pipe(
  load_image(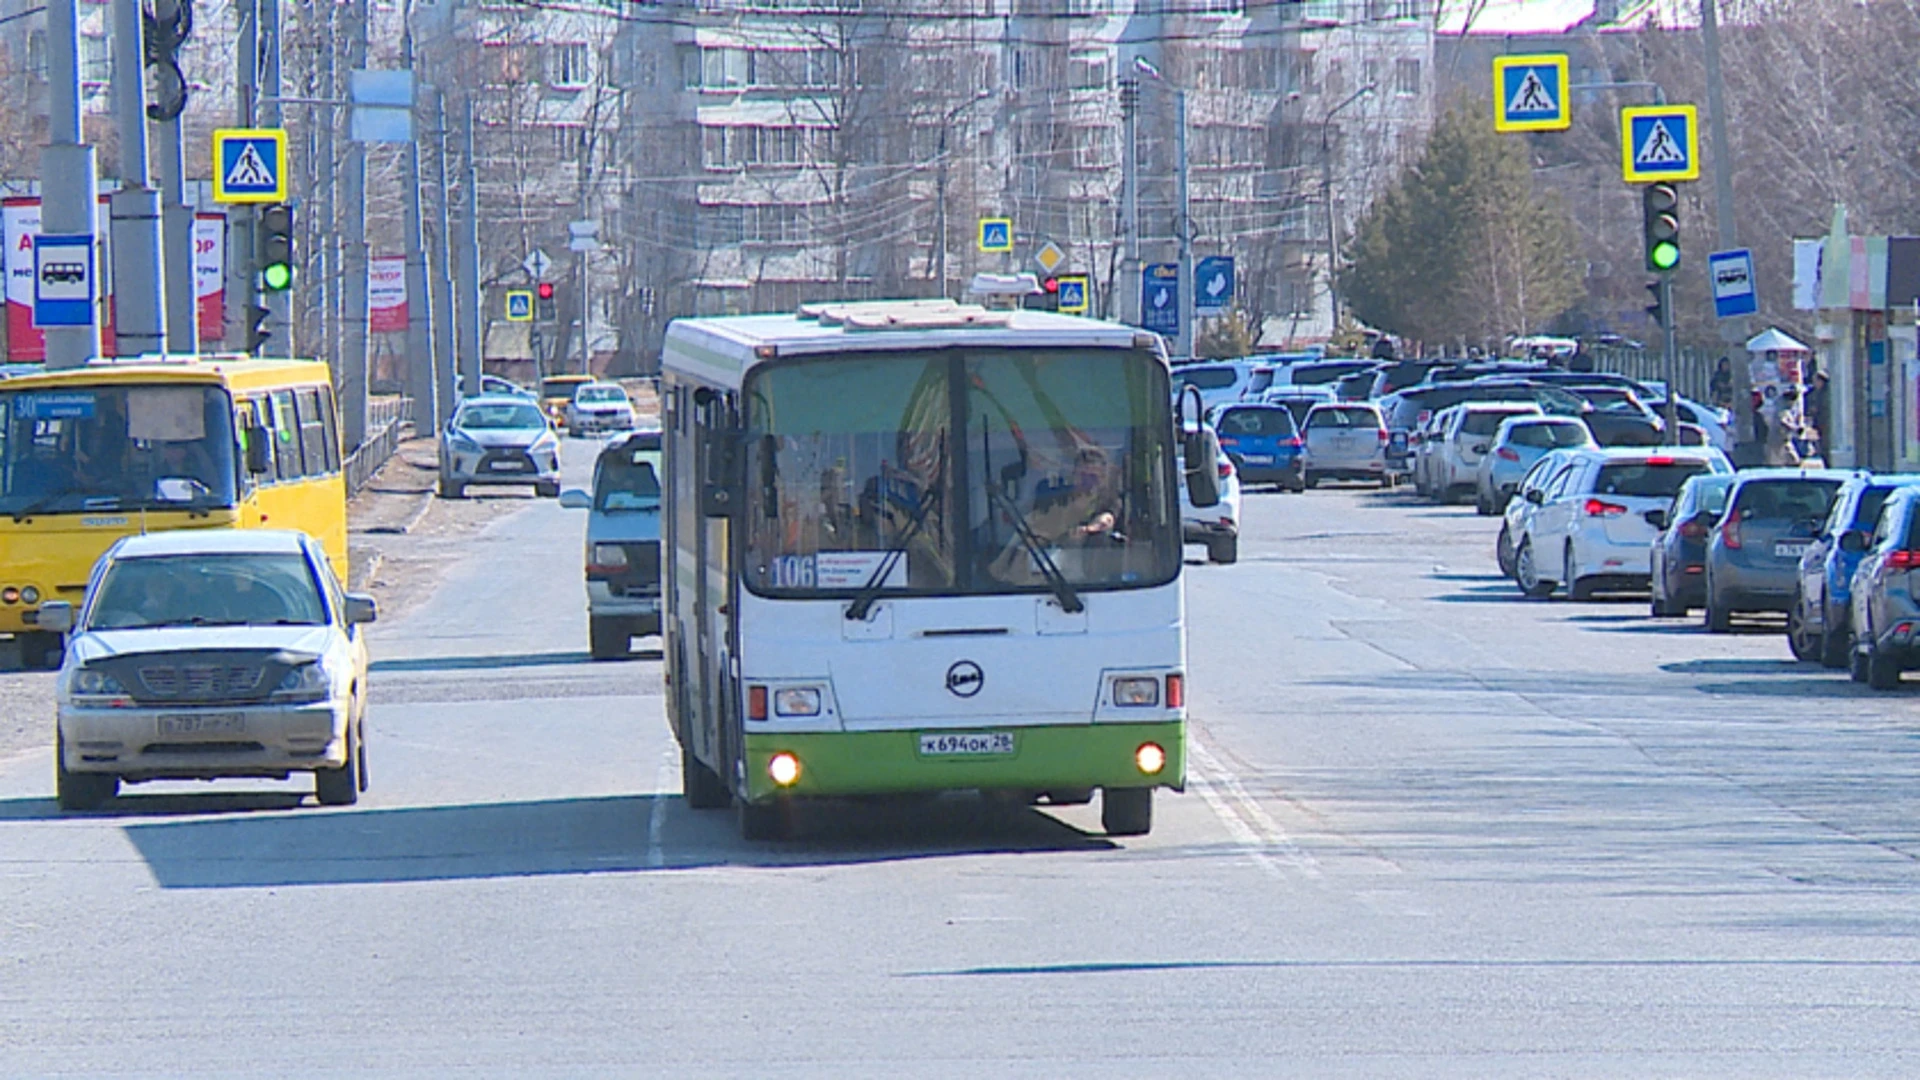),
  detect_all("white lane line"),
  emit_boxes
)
[647,742,678,869]
[1190,737,1321,880]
